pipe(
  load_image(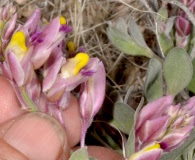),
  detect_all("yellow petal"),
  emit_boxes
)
[61,52,89,78]
[144,143,161,151]
[59,16,66,25]
[67,41,75,52]
[6,31,27,61]
[72,53,89,75]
